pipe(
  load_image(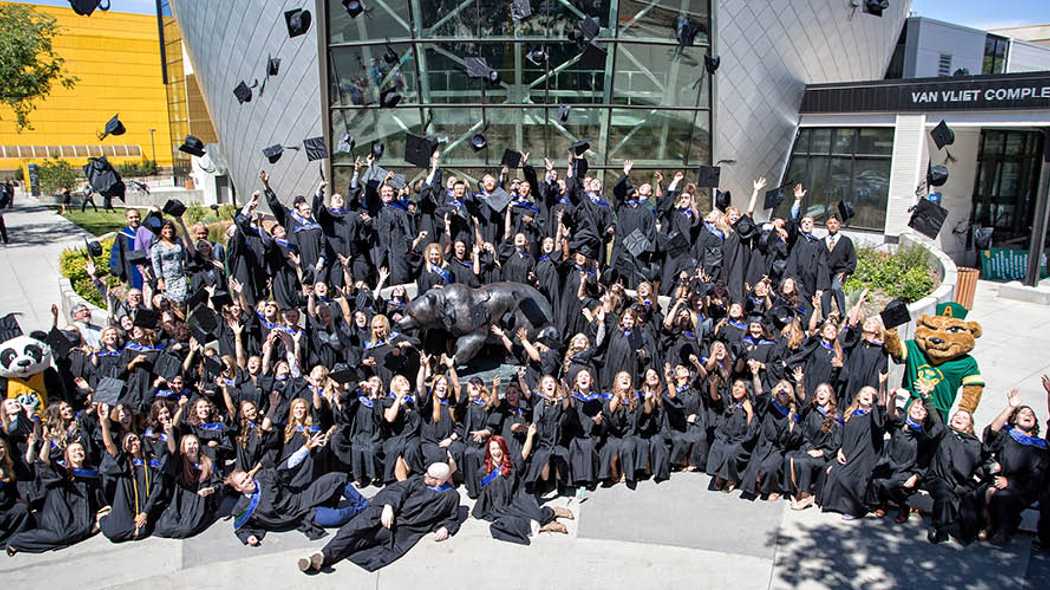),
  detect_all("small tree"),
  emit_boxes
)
[37,157,80,195]
[0,5,78,131]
